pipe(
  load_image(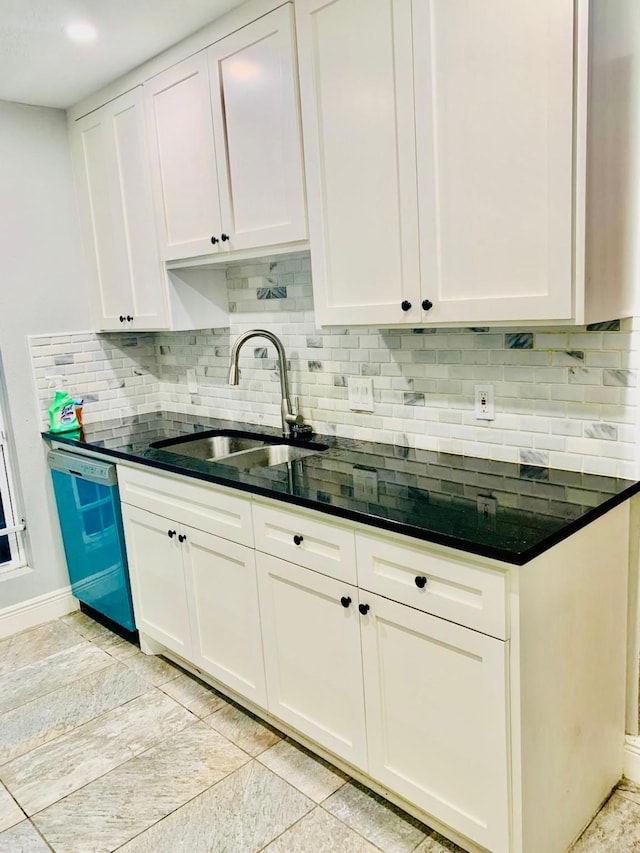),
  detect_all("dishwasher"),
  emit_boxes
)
[48,449,136,632]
